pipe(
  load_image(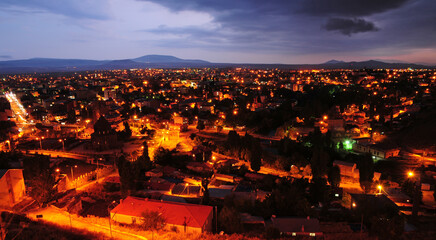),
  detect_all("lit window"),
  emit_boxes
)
[292,232,296,236]
[310,233,316,237]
